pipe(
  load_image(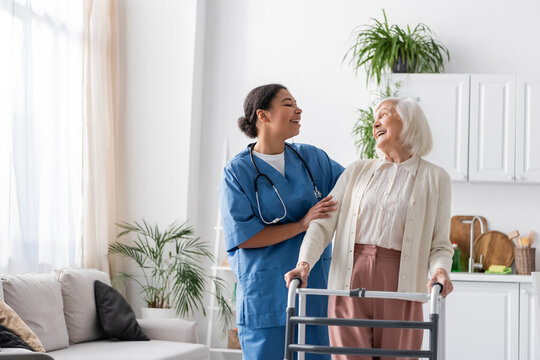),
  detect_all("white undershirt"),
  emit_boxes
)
[355,156,420,250]
[252,150,285,176]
